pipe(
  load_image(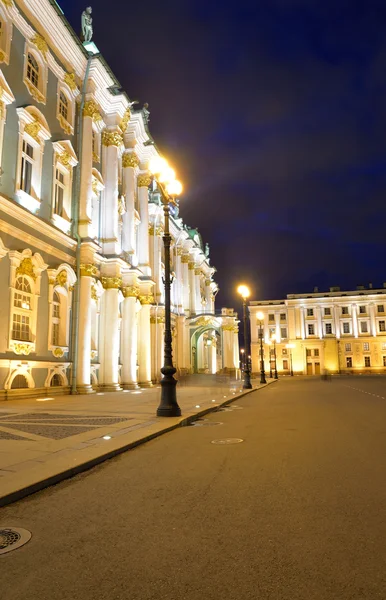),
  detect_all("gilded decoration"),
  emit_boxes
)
[176,248,183,256]
[83,100,102,122]
[92,178,99,194]
[31,34,48,58]
[0,50,6,63]
[92,151,99,163]
[102,130,123,147]
[122,285,139,298]
[194,268,201,276]
[90,350,97,359]
[55,270,67,287]
[48,277,55,285]
[156,226,163,237]
[139,294,154,305]
[1,0,13,7]
[137,174,151,188]
[148,225,155,236]
[13,343,33,356]
[57,151,71,167]
[195,316,216,328]
[188,262,195,270]
[64,72,77,91]
[120,107,131,132]
[16,257,36,281]
[80,263,97,277]
[150,316,165,324]
[205,279,211,286]
[58,114,72,135]
[102,276,122,289]
[122,152,139,168]
[91,284,98,301]
[221,323,238,332]
[24,119,41,142]
[181,255,189,264]
[24,79,45,103]
[53,347,64,358]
